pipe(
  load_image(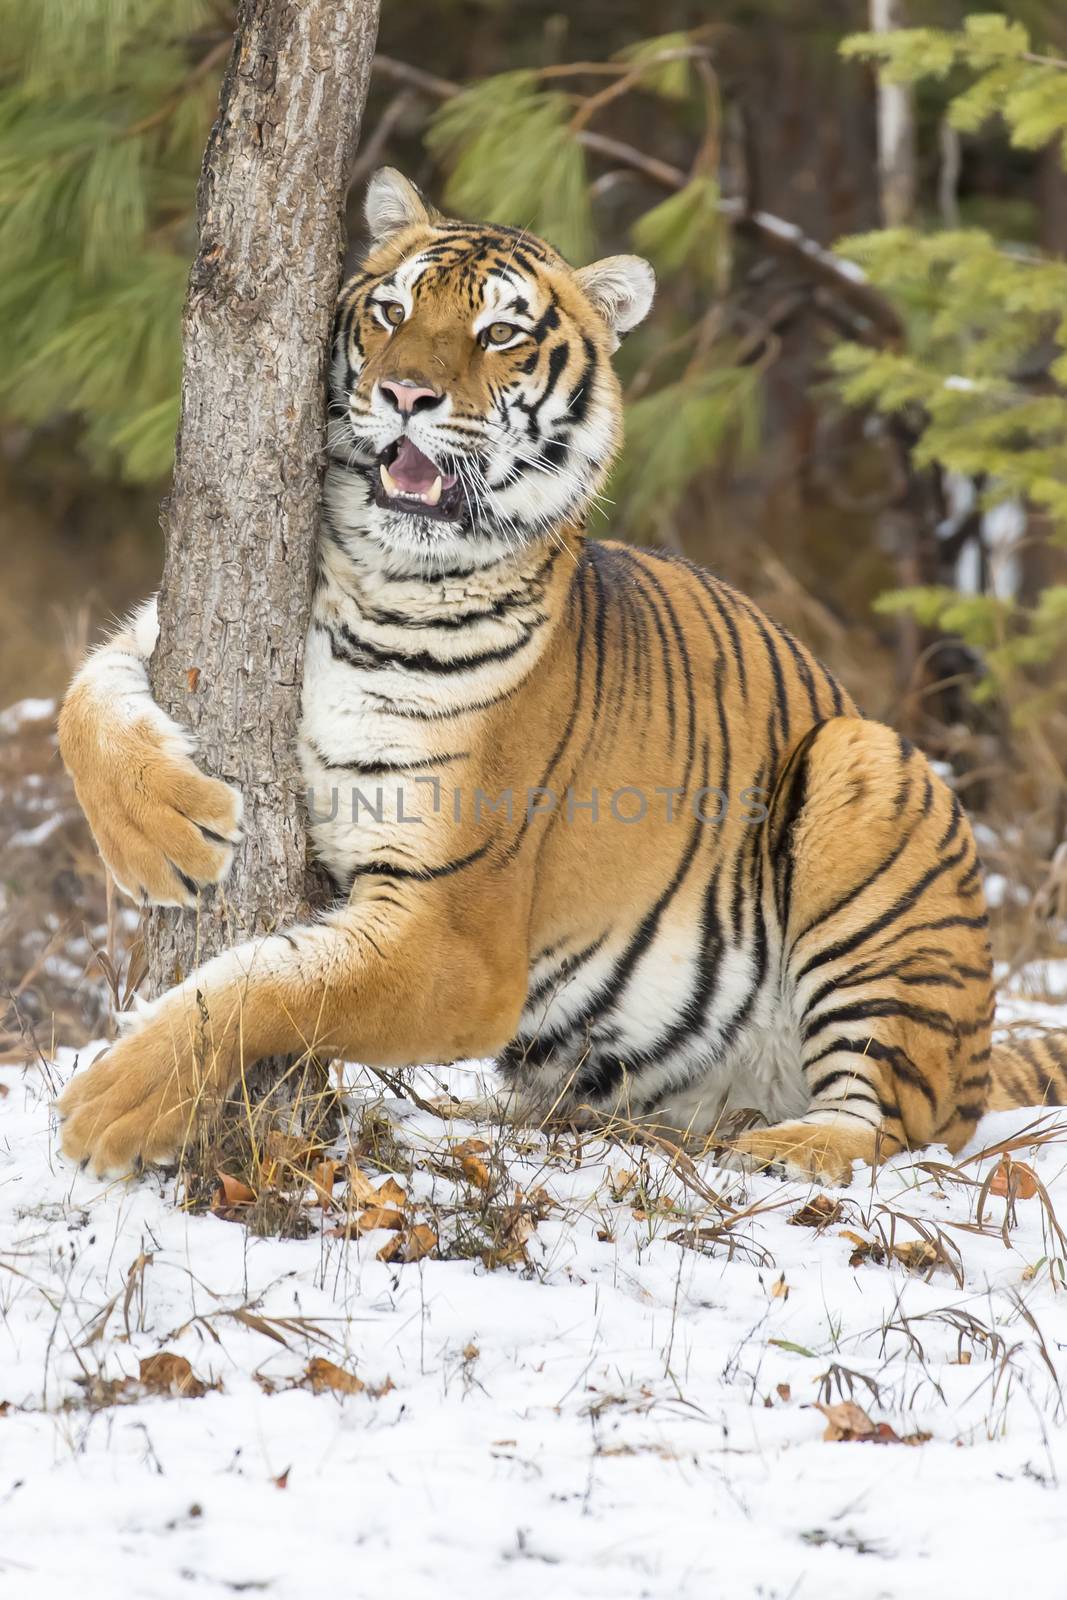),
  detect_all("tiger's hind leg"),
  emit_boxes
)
[727,717,994,1186]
